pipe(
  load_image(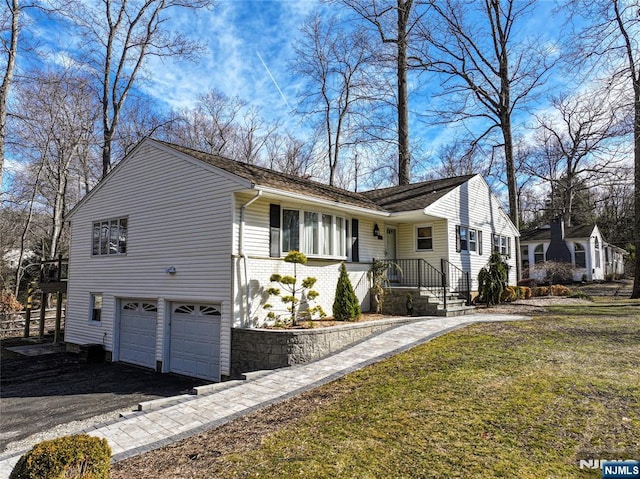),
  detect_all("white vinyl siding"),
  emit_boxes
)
[422,175,519,288]
[66,141,241,377]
